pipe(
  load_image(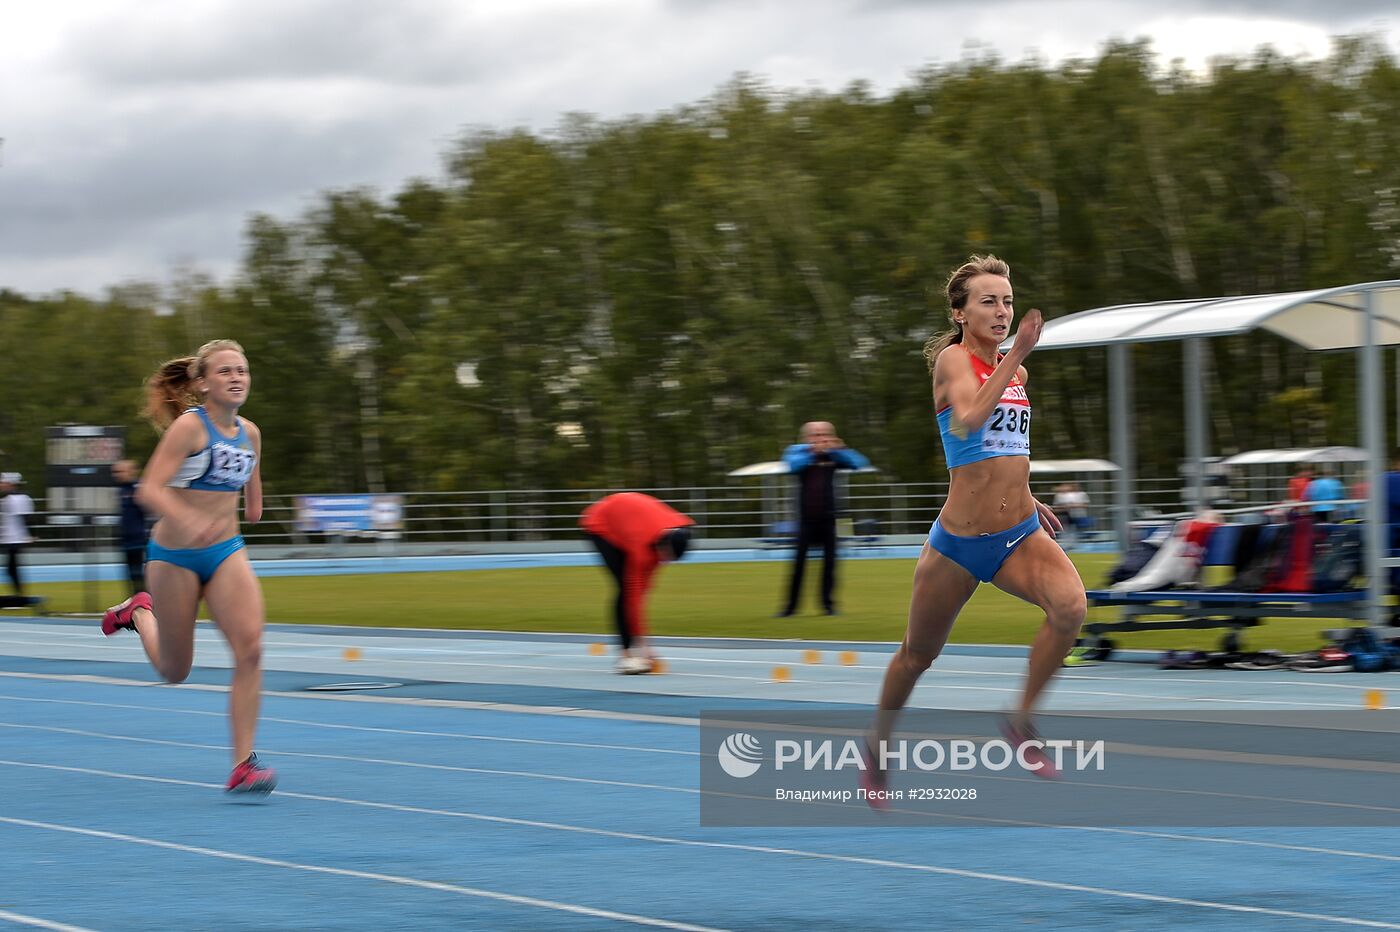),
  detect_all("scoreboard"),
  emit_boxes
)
[46,425,125,522]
